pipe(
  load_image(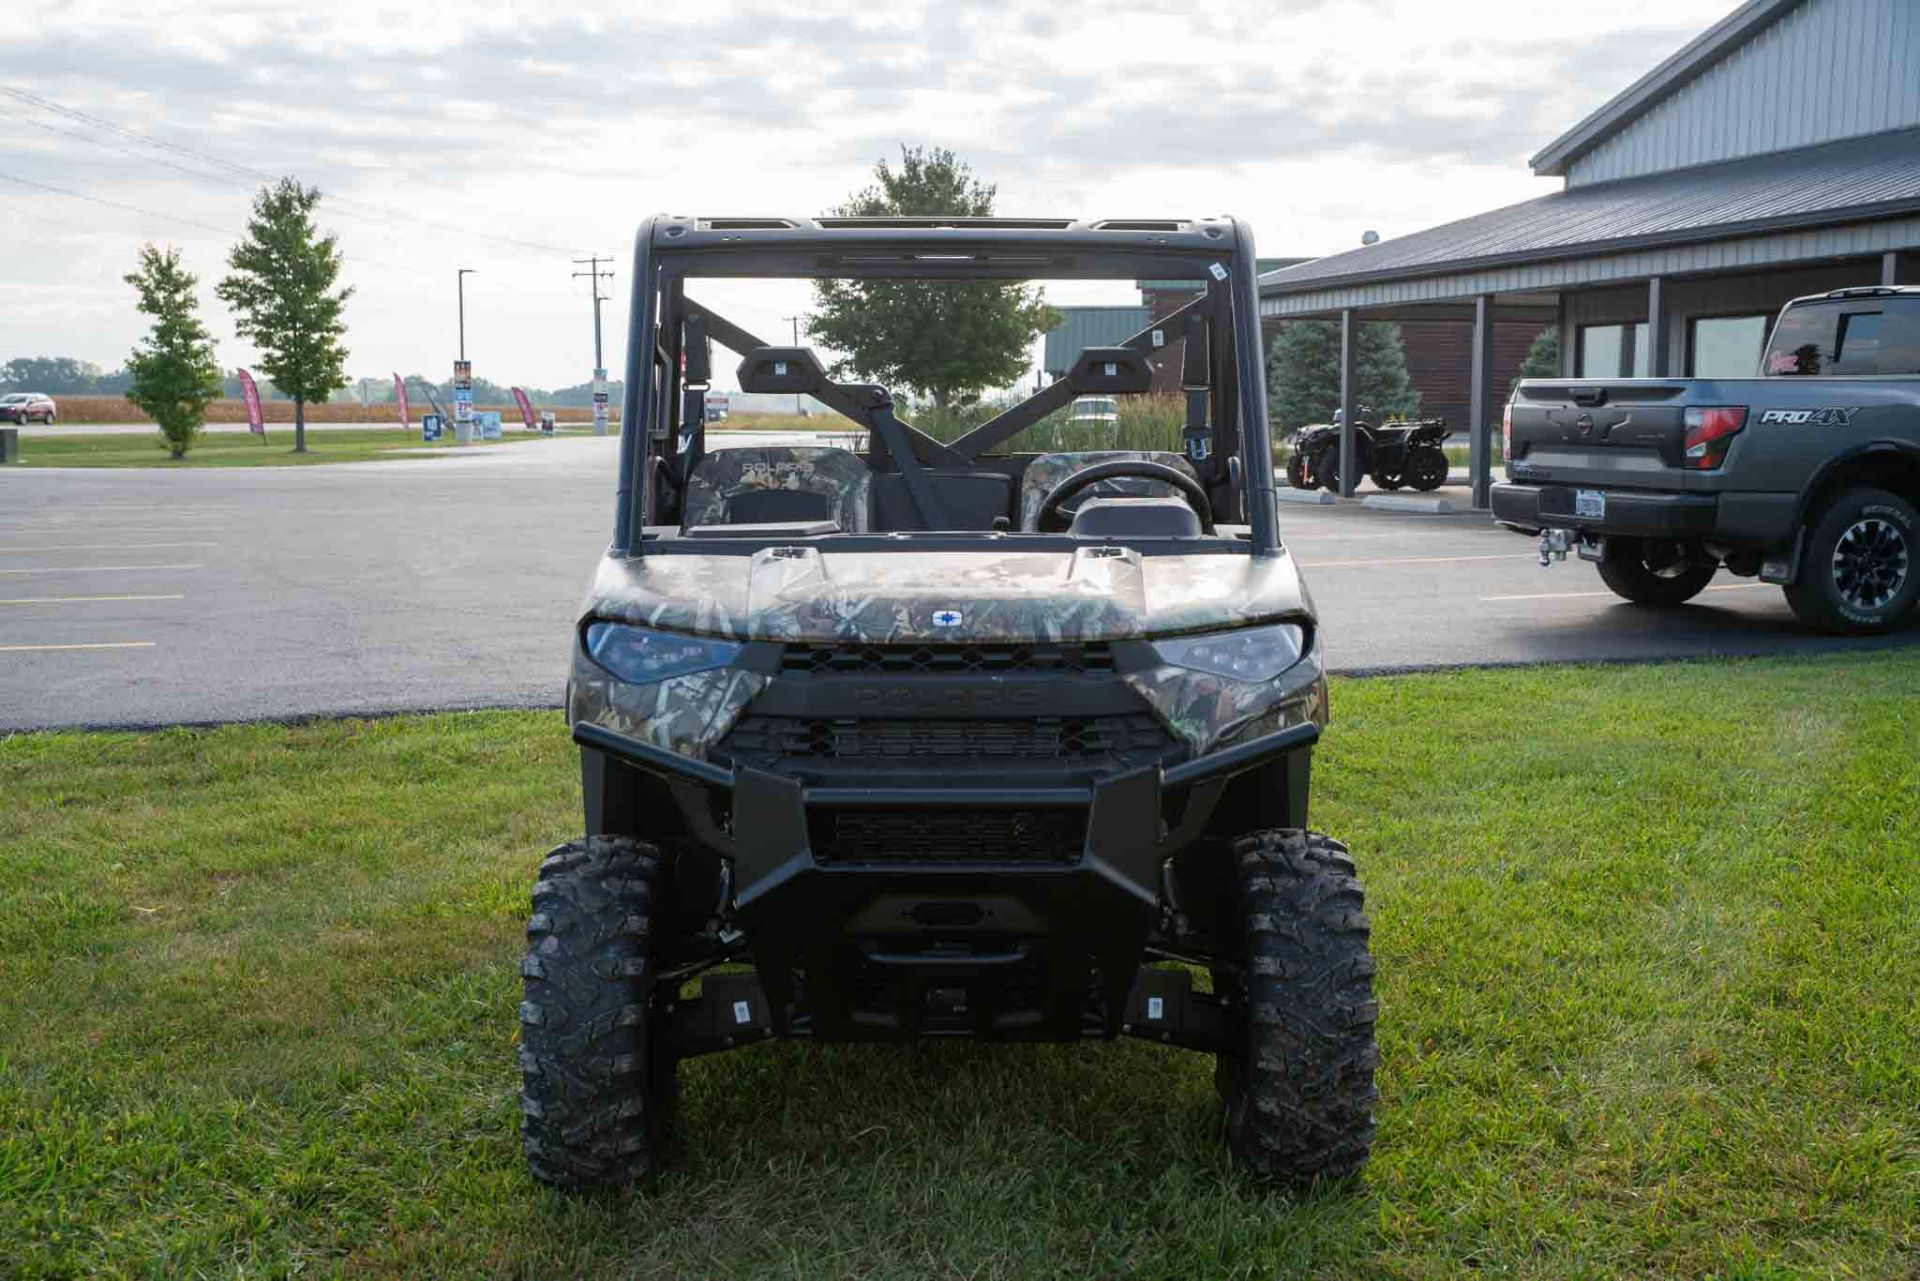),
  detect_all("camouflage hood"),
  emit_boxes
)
[581,544,1315,643]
